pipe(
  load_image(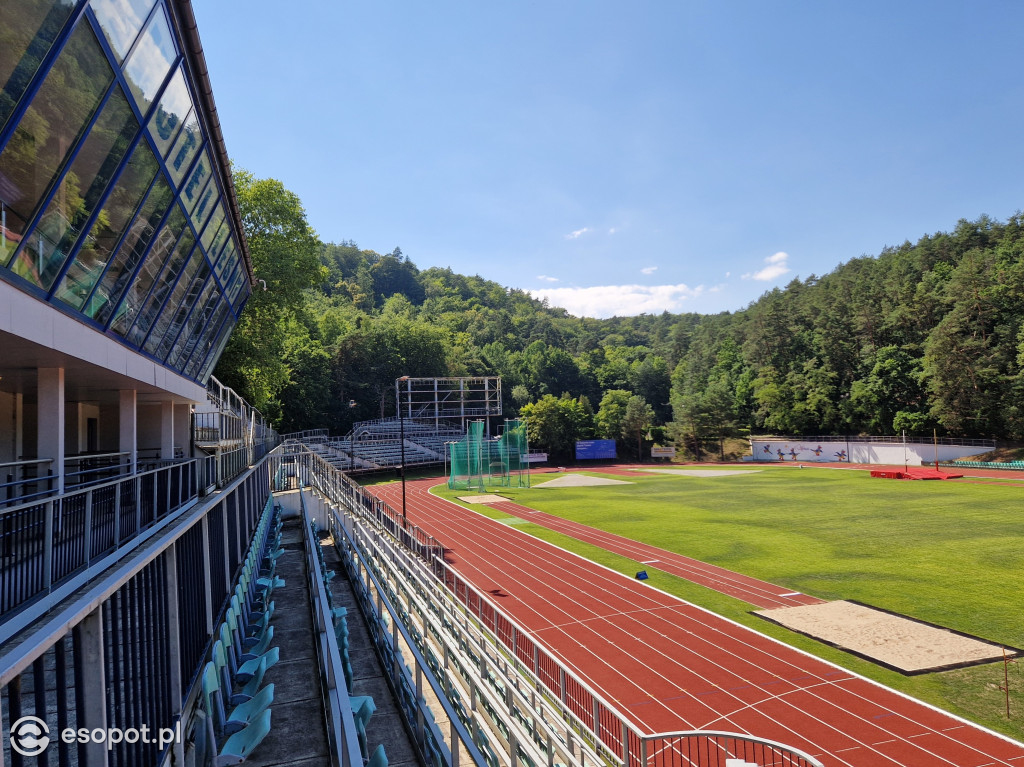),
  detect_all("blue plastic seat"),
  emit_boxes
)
[202,662,274,737]
[211,709,272,766]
